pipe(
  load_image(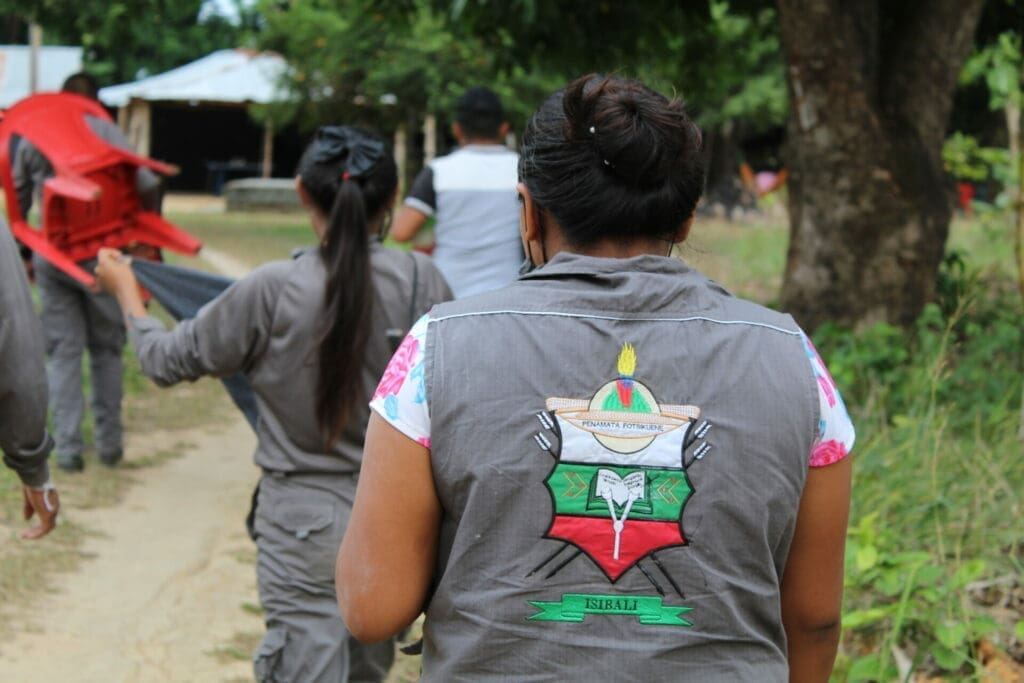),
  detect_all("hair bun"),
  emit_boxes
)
[562,75,700,189]
[520,74,706,248]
